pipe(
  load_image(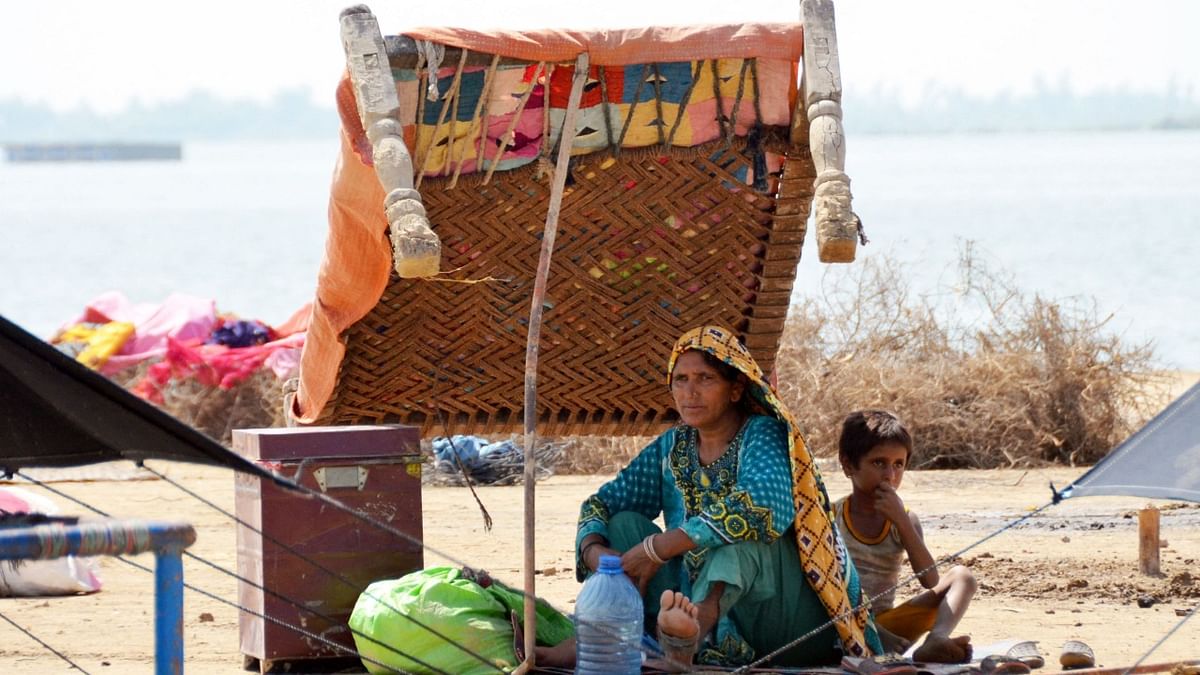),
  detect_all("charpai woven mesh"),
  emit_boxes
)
[322,131,816,436]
